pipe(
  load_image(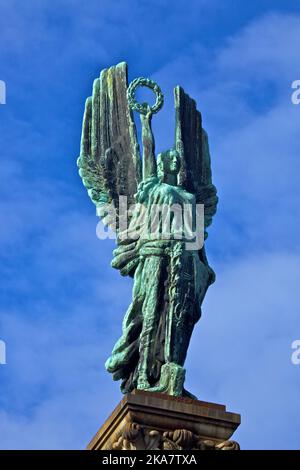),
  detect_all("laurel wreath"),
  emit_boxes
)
[127,77,164,115]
